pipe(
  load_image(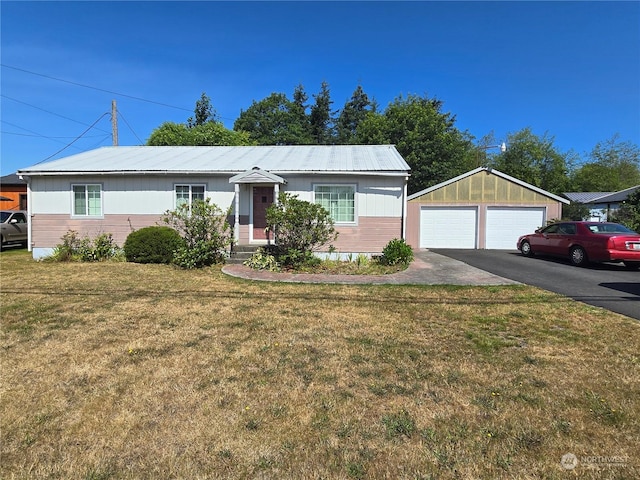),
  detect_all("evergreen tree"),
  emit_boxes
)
[336,84,374,144]
[309,81,335,144]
